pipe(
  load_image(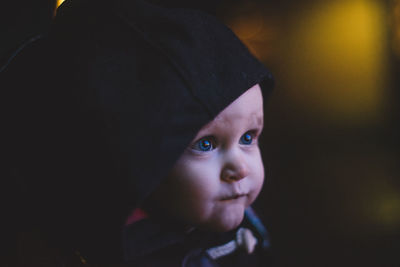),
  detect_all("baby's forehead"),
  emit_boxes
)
[211,110,263,128]
[195,84,264,136]
[200,109,264,136]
